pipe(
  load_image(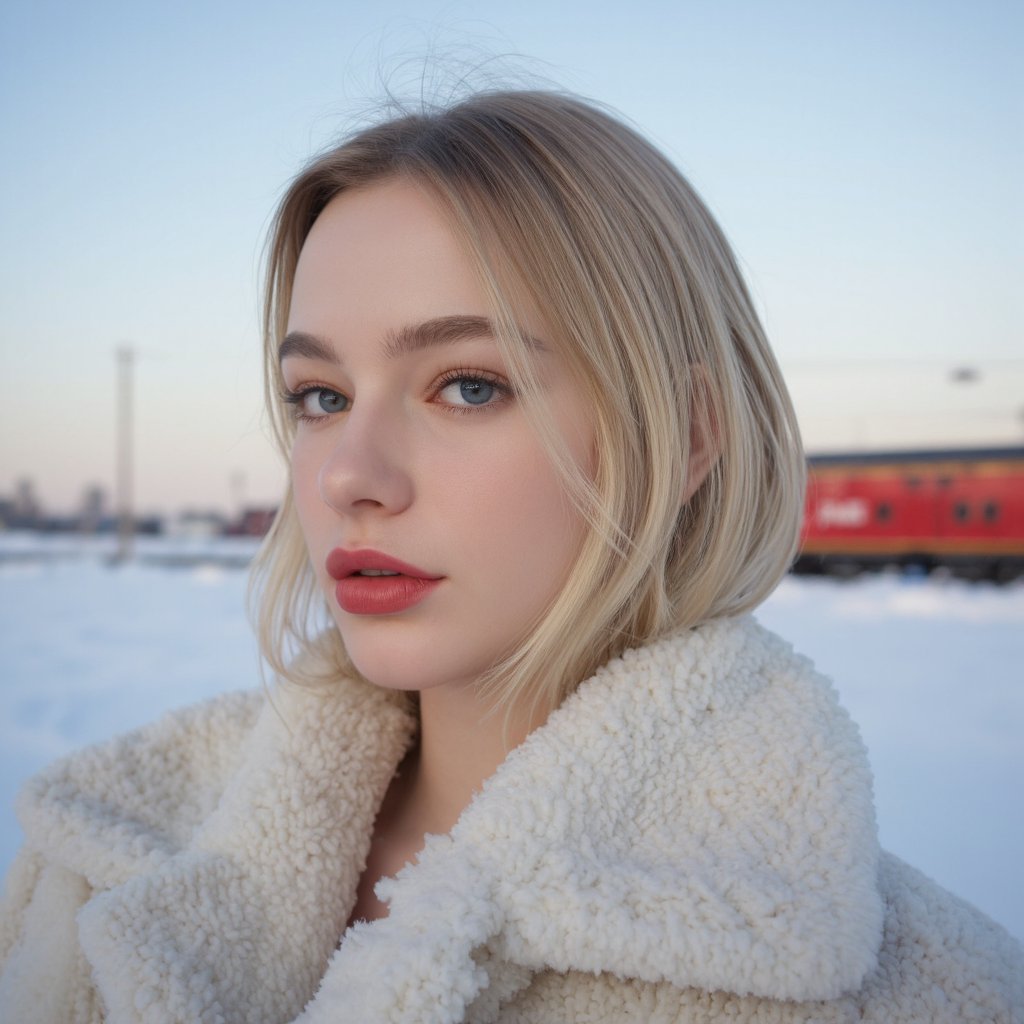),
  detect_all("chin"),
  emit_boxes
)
[335,628,445,694]
[341,636,491,696]
[349,660,428,693]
